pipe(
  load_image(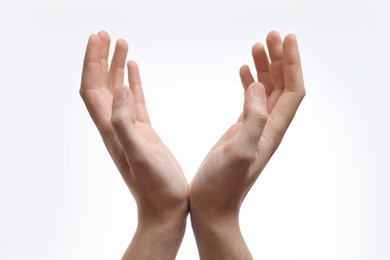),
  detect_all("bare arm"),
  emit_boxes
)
[189,31,306,259]
[80,31,188,260]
